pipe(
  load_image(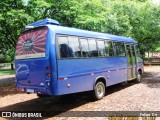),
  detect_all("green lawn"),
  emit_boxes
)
[0,70,15,76]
